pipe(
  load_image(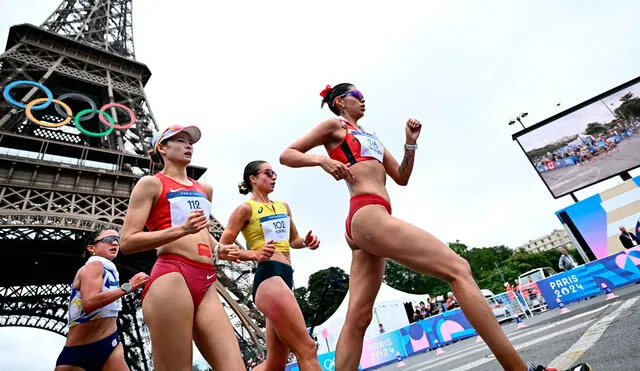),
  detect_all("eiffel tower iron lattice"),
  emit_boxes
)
[0,1,266,369]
